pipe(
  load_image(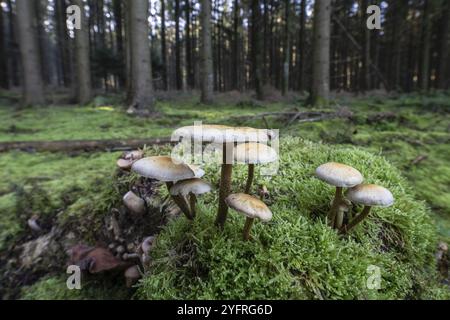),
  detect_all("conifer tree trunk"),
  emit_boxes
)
[128,0,154,113]
[16,0,45,106]
[311,0,331,106]
[200,0,213,103]
[73,0,92,104]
